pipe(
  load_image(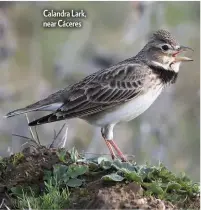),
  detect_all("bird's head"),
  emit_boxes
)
[142,29,193,72]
